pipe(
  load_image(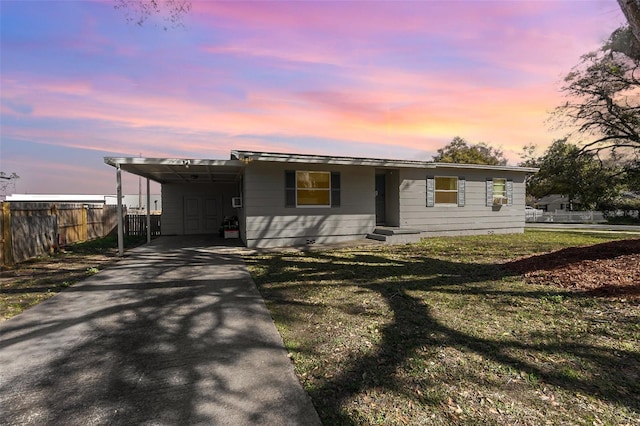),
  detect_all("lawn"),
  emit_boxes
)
[245,230,640,425]
[0,235,145,320]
